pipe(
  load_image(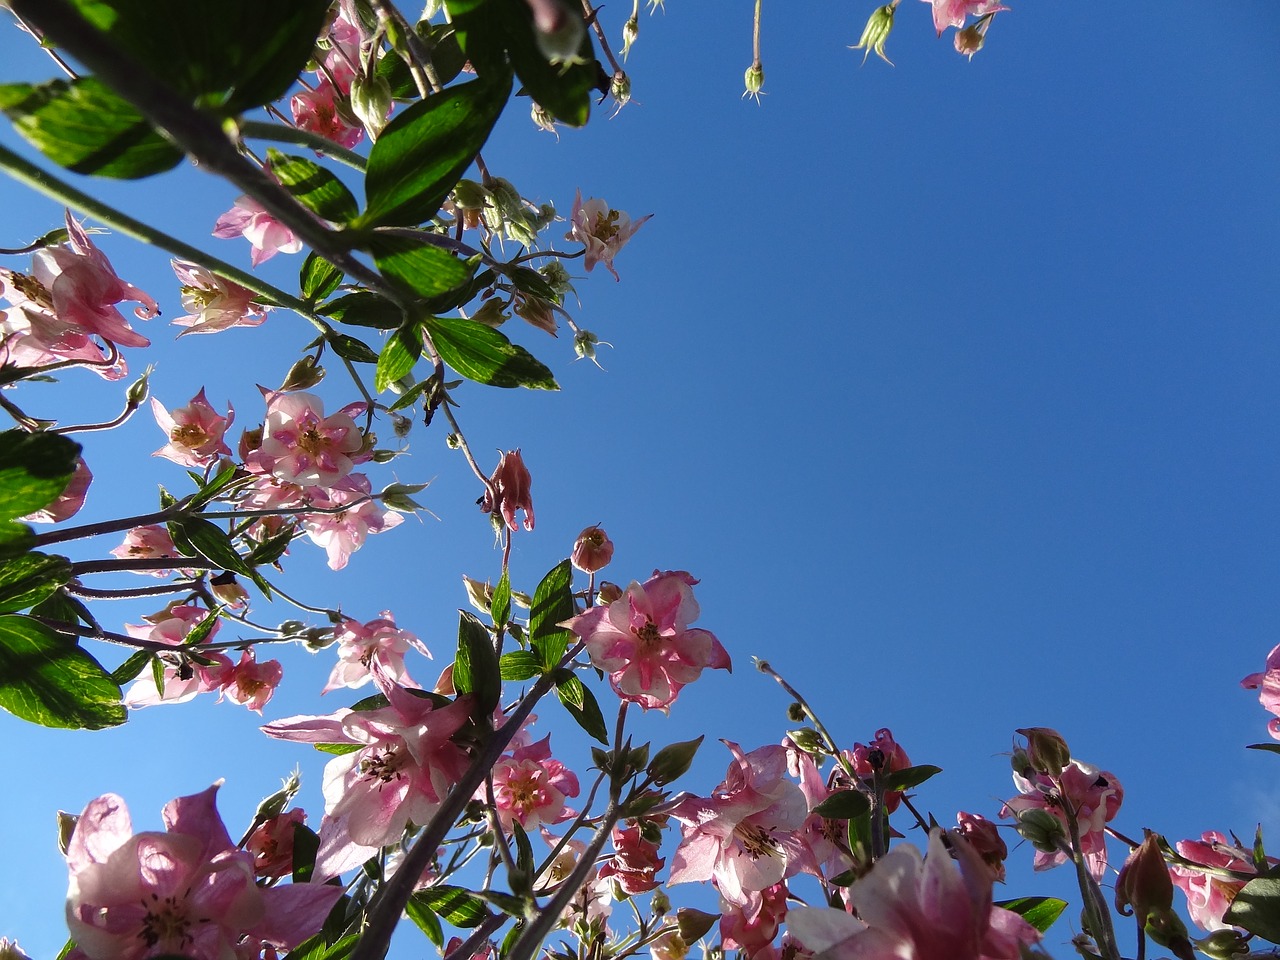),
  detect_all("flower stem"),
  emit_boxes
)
[237,120,367,171]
